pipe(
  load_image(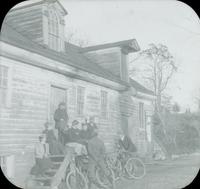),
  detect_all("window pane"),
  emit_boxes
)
[3,67,8,78]
[2,79,8,88]
[101,90,108,118]
[0,88,7,106]
[139,102,144,128]
[77,86,85,115]
[0,65,8,88]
